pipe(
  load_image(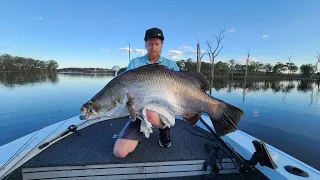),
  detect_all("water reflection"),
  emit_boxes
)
[0,71,59,87]
[211,78,319,105]
[211,78,318,93]
[297,80,313,92]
